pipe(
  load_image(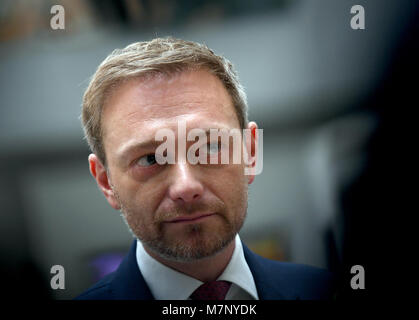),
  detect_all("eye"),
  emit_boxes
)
[136,154,157,167]
[207,142,220,155]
